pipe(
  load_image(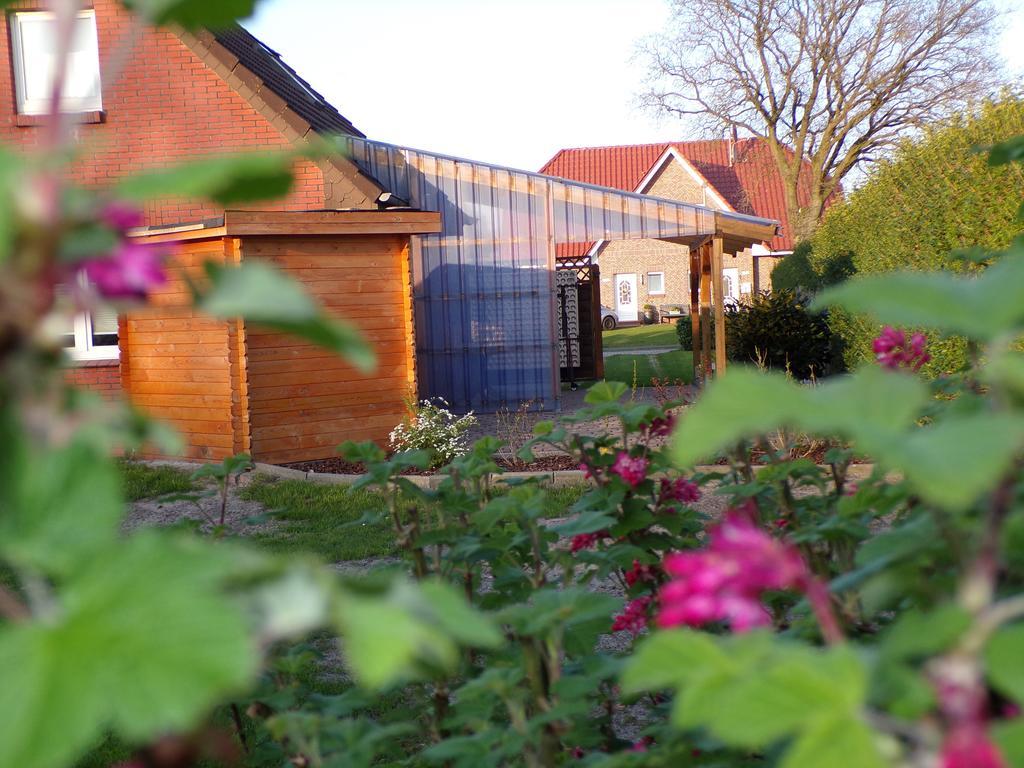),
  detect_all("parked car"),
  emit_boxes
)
[600,305,618,330]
